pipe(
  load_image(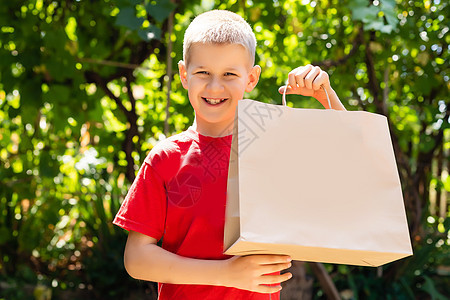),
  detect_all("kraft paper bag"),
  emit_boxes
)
[223,93,413,267]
